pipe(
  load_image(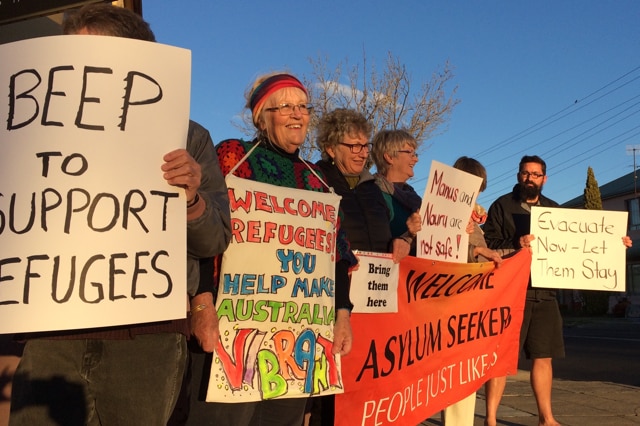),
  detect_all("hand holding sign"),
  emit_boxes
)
[162,148,202,203]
